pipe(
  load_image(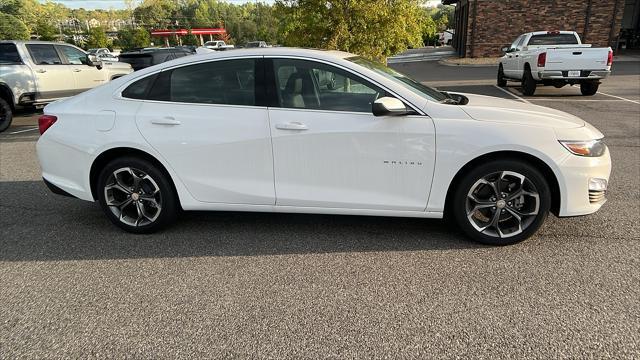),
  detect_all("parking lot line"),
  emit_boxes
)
[493,85,532,104]
[7,127,39,135]
[526,98,626,102]
[597,91,640,105]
